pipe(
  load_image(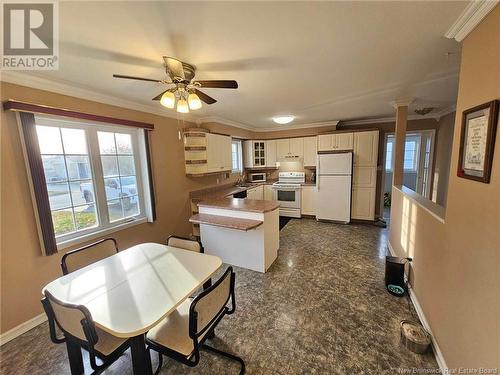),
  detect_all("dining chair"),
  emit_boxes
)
[146,267,245,375]
[166,235,212,290]
[43,290,131,374]
[61,238,118,275]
